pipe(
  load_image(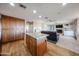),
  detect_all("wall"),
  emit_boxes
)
[25,21,33,33]
[25,19,72,33]
[33,21,43,33]
[76,18,79,41]
[70,18,79,41]
[25,20,65,33]
[70,19,77,38]
[26,20,44,33]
